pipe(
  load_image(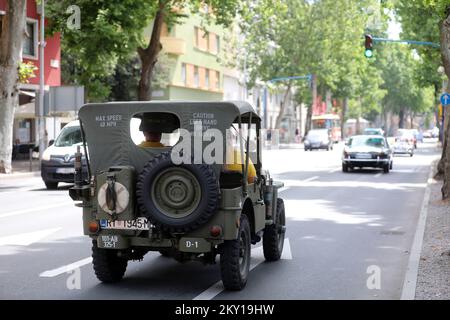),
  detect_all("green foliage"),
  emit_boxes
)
[18,62,37,84]
[395,0,443,93]
[375,43,435,119]
[47,0,154,101]
[47,0,240,101]
[240,0,387,121]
